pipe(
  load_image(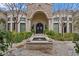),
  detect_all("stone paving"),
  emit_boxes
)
[4,34,78,56]
[5,40,78,56]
